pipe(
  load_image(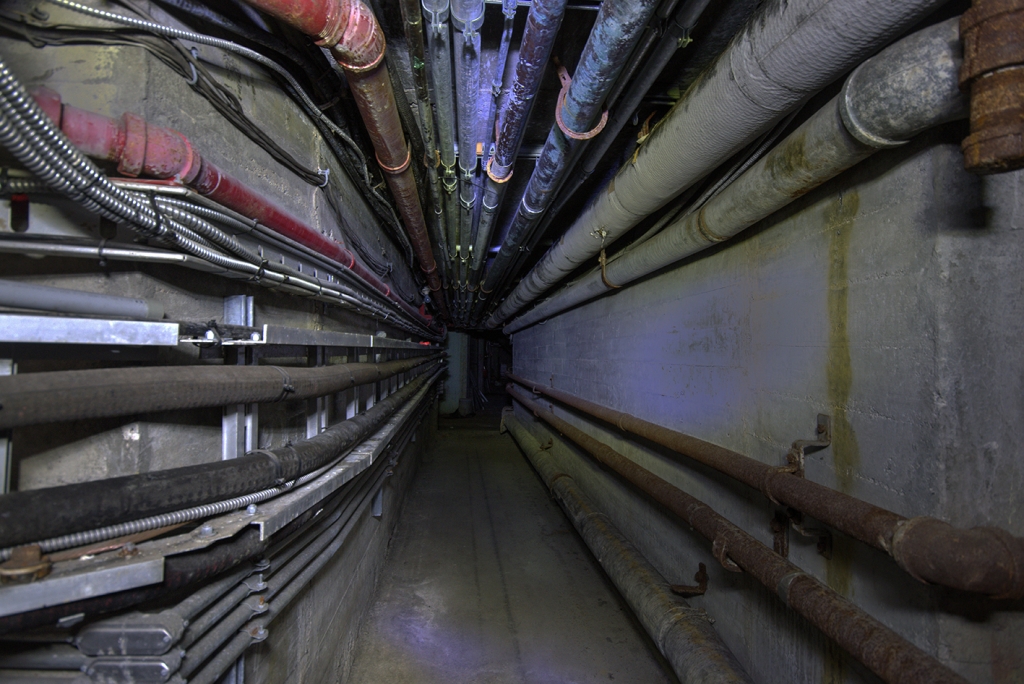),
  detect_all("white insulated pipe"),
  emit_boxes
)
[503,16,967,334]
[487,0,955,328]
[0,279,165,320]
